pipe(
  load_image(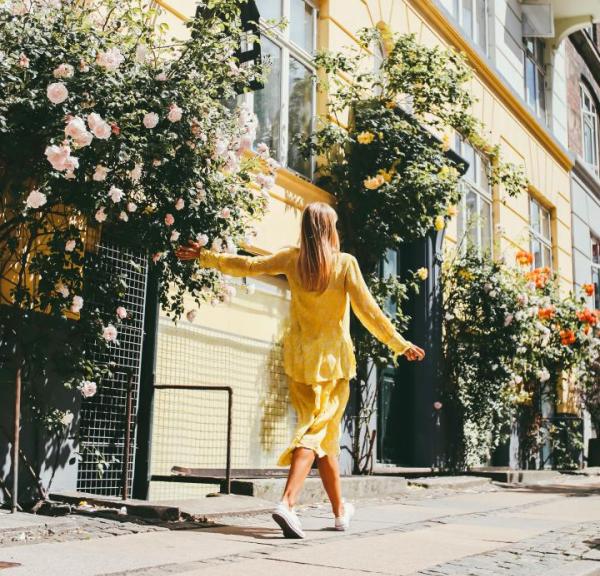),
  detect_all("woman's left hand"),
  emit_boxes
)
[405,344,425,361]
[175,241,201,261]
